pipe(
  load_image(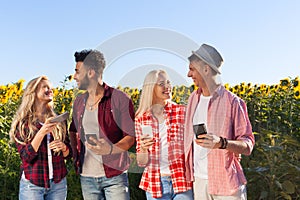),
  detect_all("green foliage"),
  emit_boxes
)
[243,129,300,199]
[65,160,83,200]
[0,138,19,200]
[0,86,22,200]
[128,146,147,200]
